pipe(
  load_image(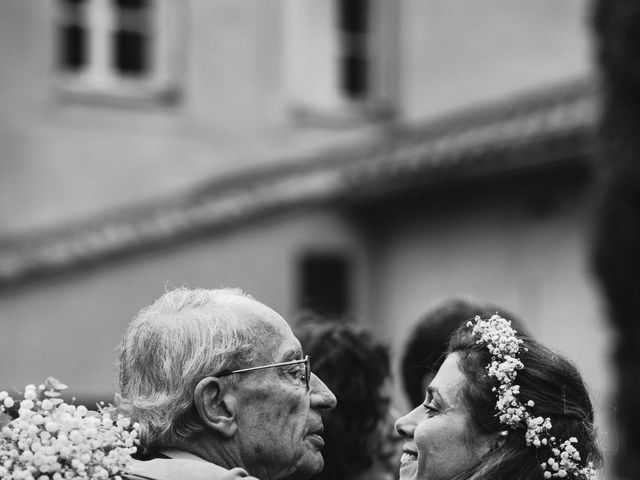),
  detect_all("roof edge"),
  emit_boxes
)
[0,77,599,291]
